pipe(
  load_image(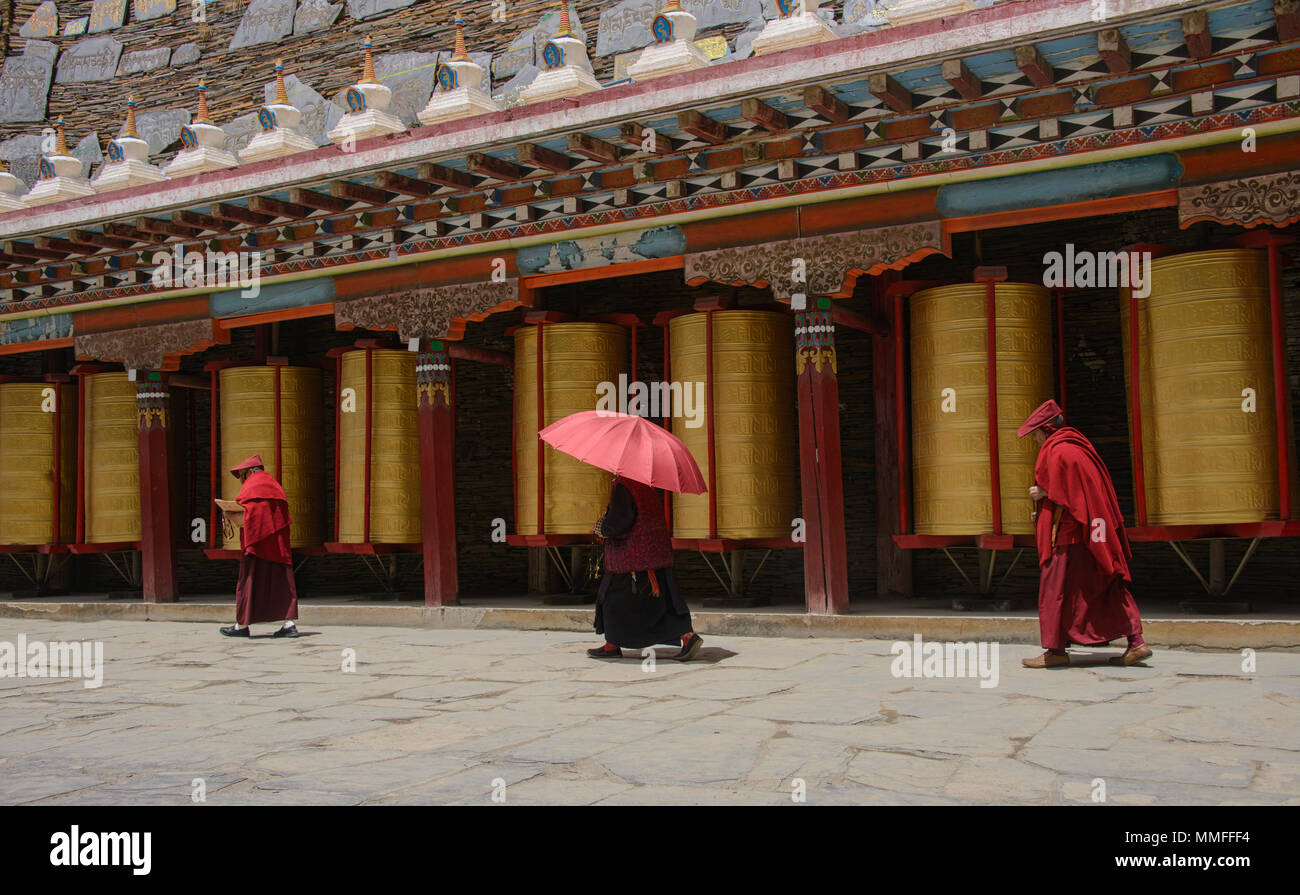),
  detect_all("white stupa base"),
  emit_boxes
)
[628,40,710,81]
[238,128,317,163]
[751,12,836,56]
[22,176,97,206]
[417,88,499,126]
[162,146,241,178]
[520,67,601,104]
[883,0,975,27]
[0,192,27,211]
[327,109,405,145]
[91,159,168,192]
